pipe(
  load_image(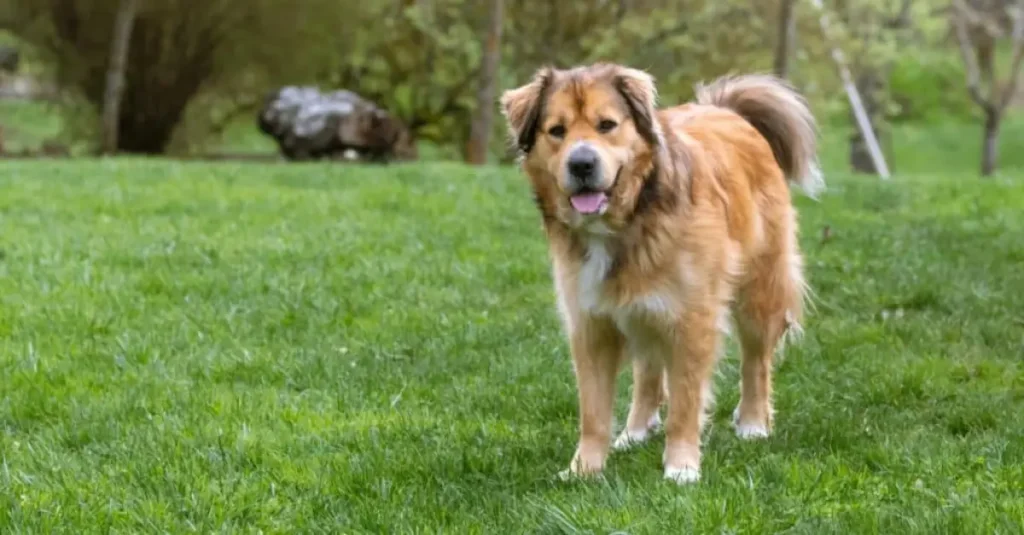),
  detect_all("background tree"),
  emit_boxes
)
[775,0,797,78]
[3,0,1005,164]
[951,0,1024,175]
[465,0,503,165]
[6,0,340,154]
[837,0,914,174]
[100,0,138,155]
